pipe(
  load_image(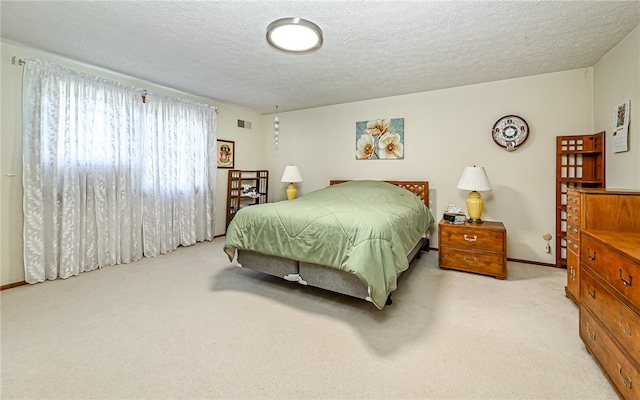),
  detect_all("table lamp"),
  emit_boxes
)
[456,166,492,223]
[281,165,303,200]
